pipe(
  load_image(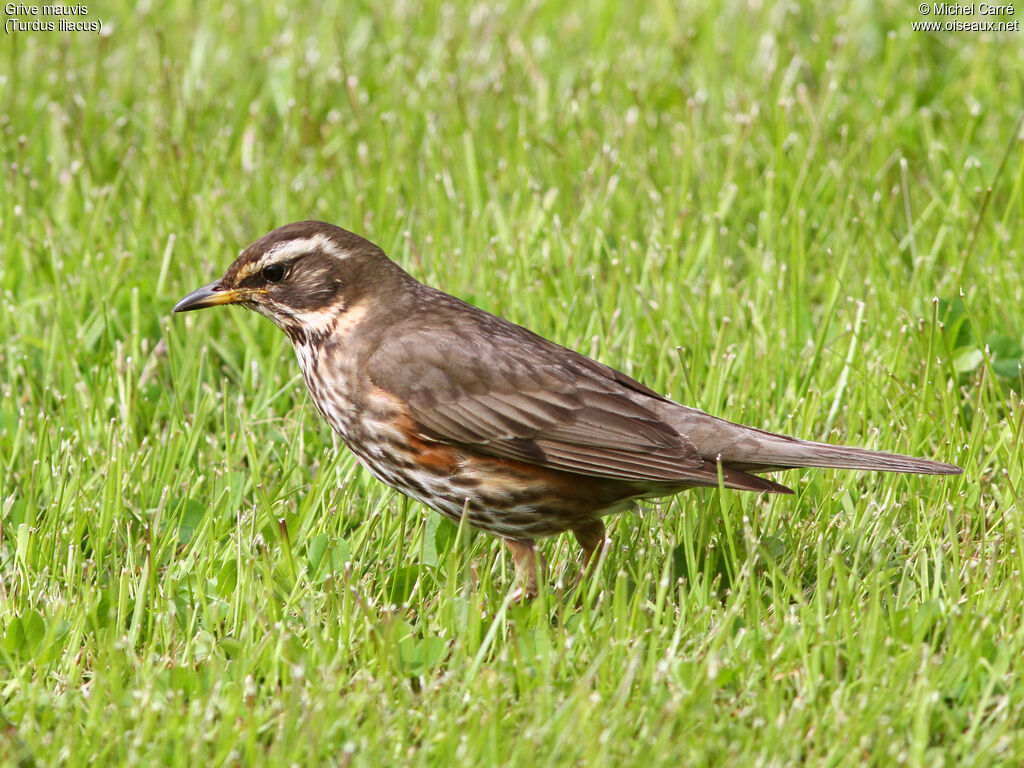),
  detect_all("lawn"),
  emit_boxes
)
[1,1,1022,765]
